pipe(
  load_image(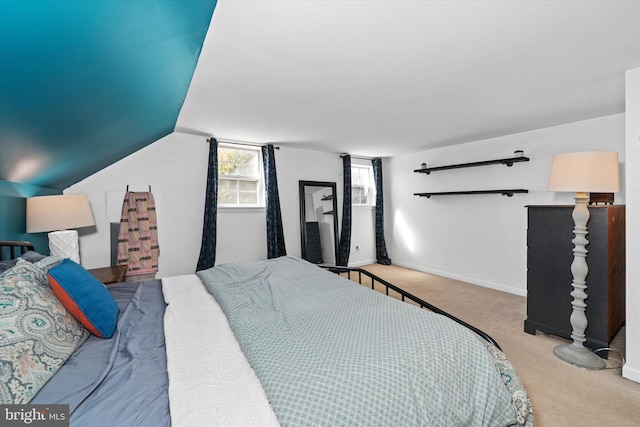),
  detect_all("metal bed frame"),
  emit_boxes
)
[0,240,36,261]
[0,240,501,350]
[324,265,502,350]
